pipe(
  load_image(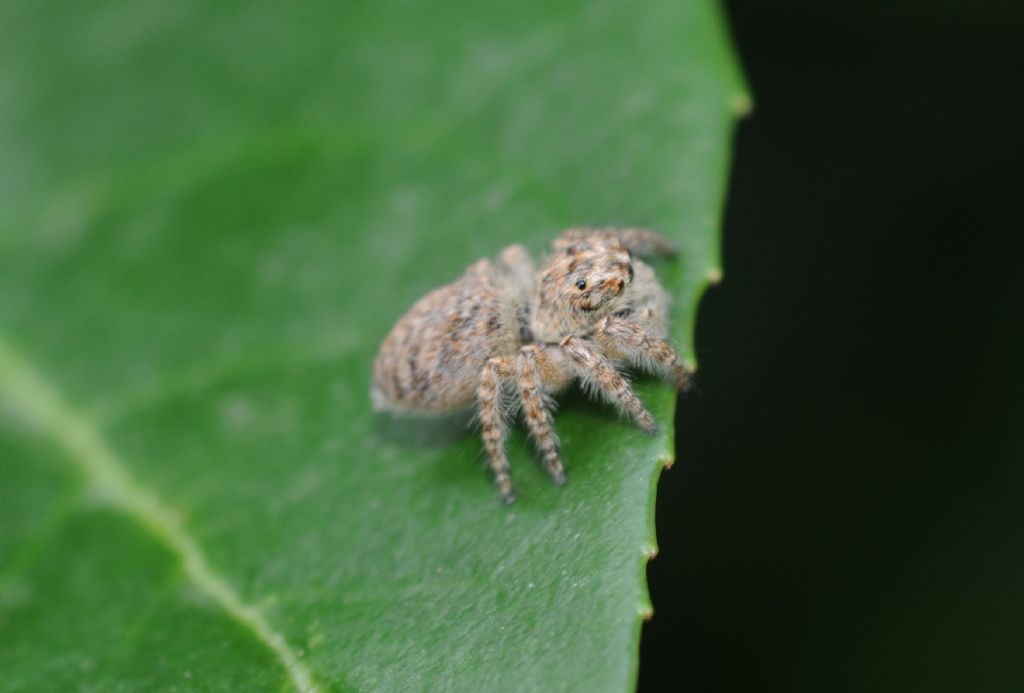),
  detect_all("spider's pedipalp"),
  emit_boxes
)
[560,336,657,434]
